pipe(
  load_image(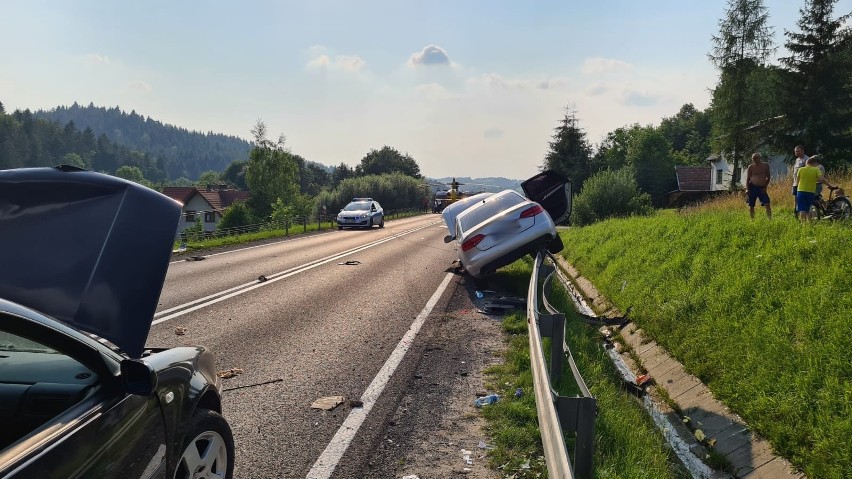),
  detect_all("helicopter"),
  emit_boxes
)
[426,178,497,213]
